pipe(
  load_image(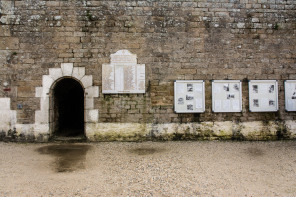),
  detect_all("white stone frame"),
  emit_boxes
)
[34,63,99,135]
